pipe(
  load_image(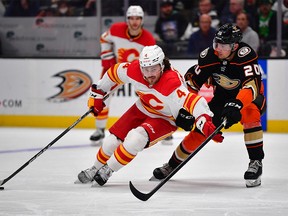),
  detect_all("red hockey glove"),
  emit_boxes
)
[88,84,106,117]
[196,114,224,143]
